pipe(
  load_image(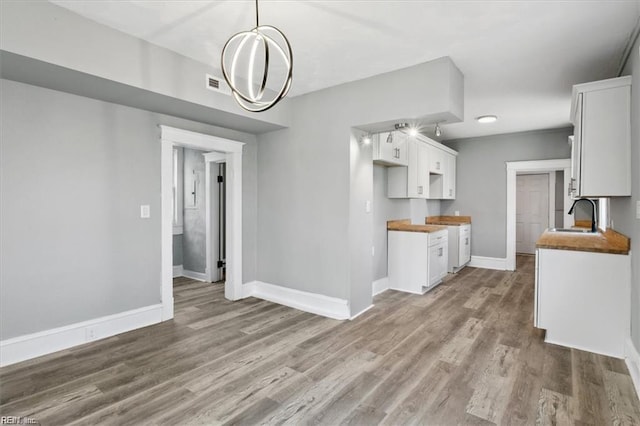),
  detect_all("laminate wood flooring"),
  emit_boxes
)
[1,256,639,425]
